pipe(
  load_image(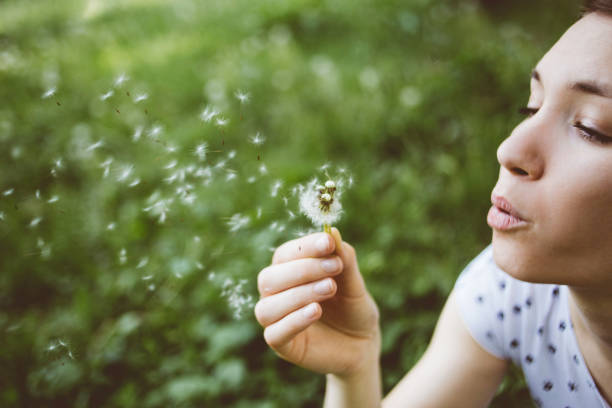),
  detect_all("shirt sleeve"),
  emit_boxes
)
[453,245,510,360]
